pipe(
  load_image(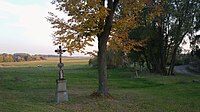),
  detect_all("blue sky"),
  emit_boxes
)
[0,0,97,56]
